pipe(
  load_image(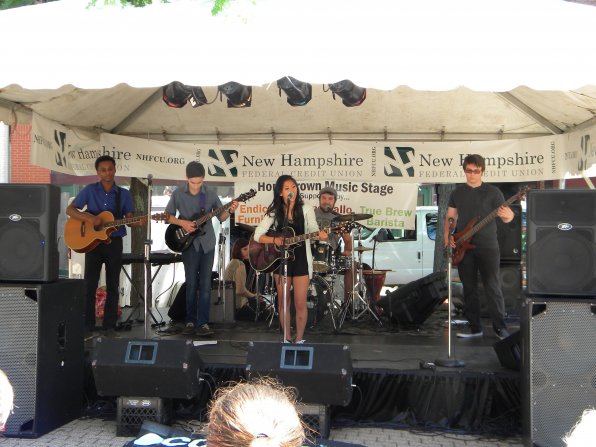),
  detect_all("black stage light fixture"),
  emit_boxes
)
[328,80,366,107]
[163,81,191,108]
[277,76,312,106]
[218,82,252,108]
[188,86,208,108]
